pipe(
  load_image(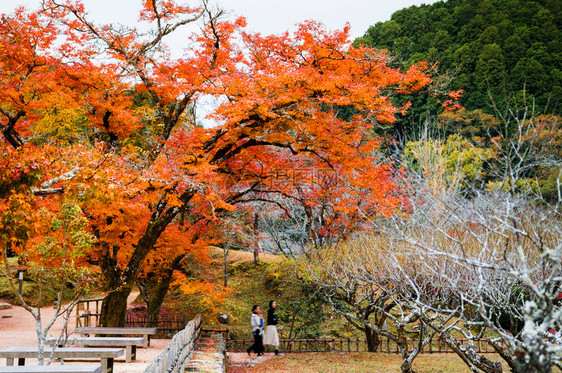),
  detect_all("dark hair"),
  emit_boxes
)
[252,305,260,312]
[269,300,275,308]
